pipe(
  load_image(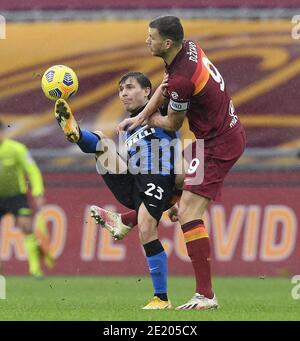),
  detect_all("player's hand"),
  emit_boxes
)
[117,112,147,132]
[117,117,135,133]
[34,195,45,210]
[168,204,179,223]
